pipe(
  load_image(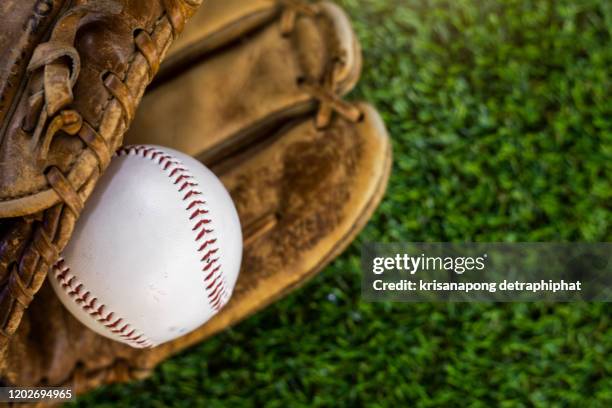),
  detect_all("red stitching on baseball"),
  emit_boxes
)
[175,174,191,184]
[206,274,222,289]
[183,190,201,200]
[52,146,230,346]
[51,260,154,348]
[190,209,209,220]
[187,200,206,210]
[201,248,218,262]
[170,167,186,177]
[192,218,211,229]
[204,266,220,282]
[180,182,198,192]
[116,145,229,312]
[203,259,219,273]
[198,239,217,252]
[208,281,224,299]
